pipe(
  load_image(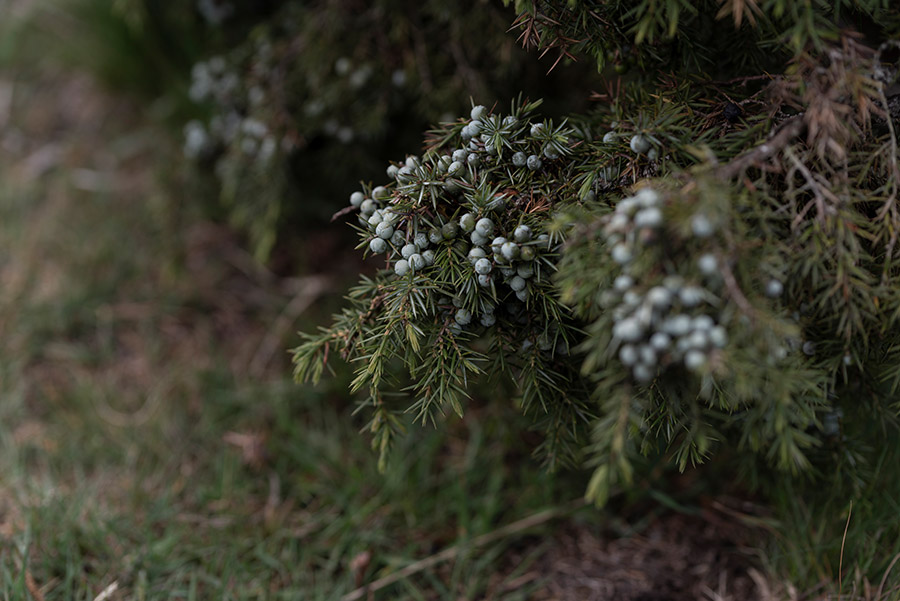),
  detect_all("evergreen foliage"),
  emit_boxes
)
[294,1,900,505]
